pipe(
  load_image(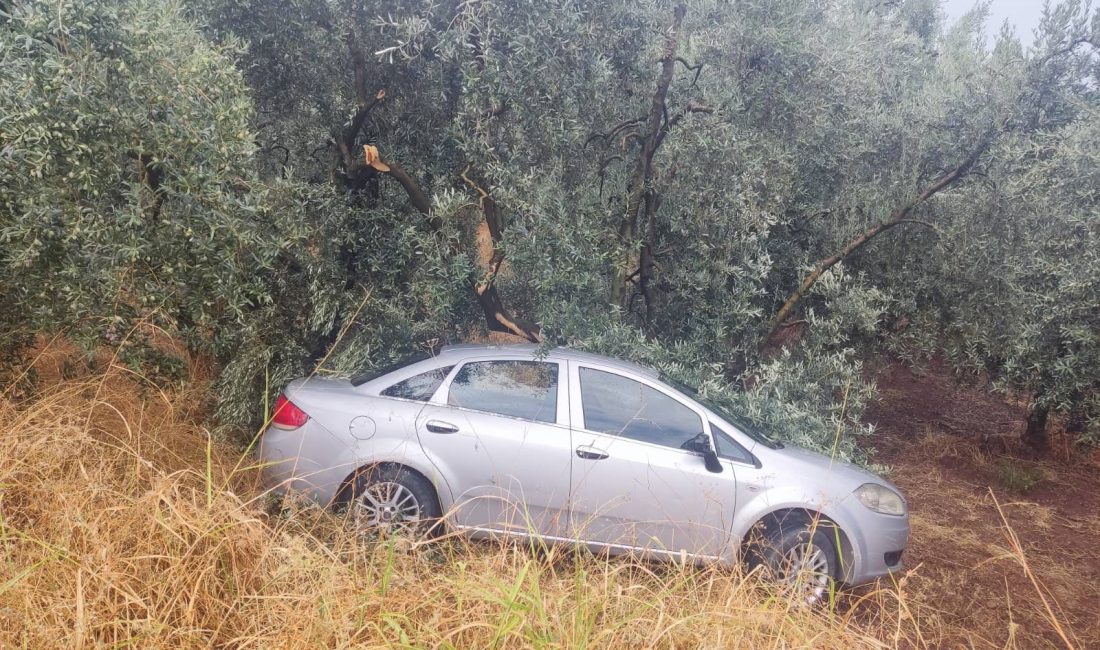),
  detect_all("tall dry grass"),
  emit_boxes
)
[0,347,946,648]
